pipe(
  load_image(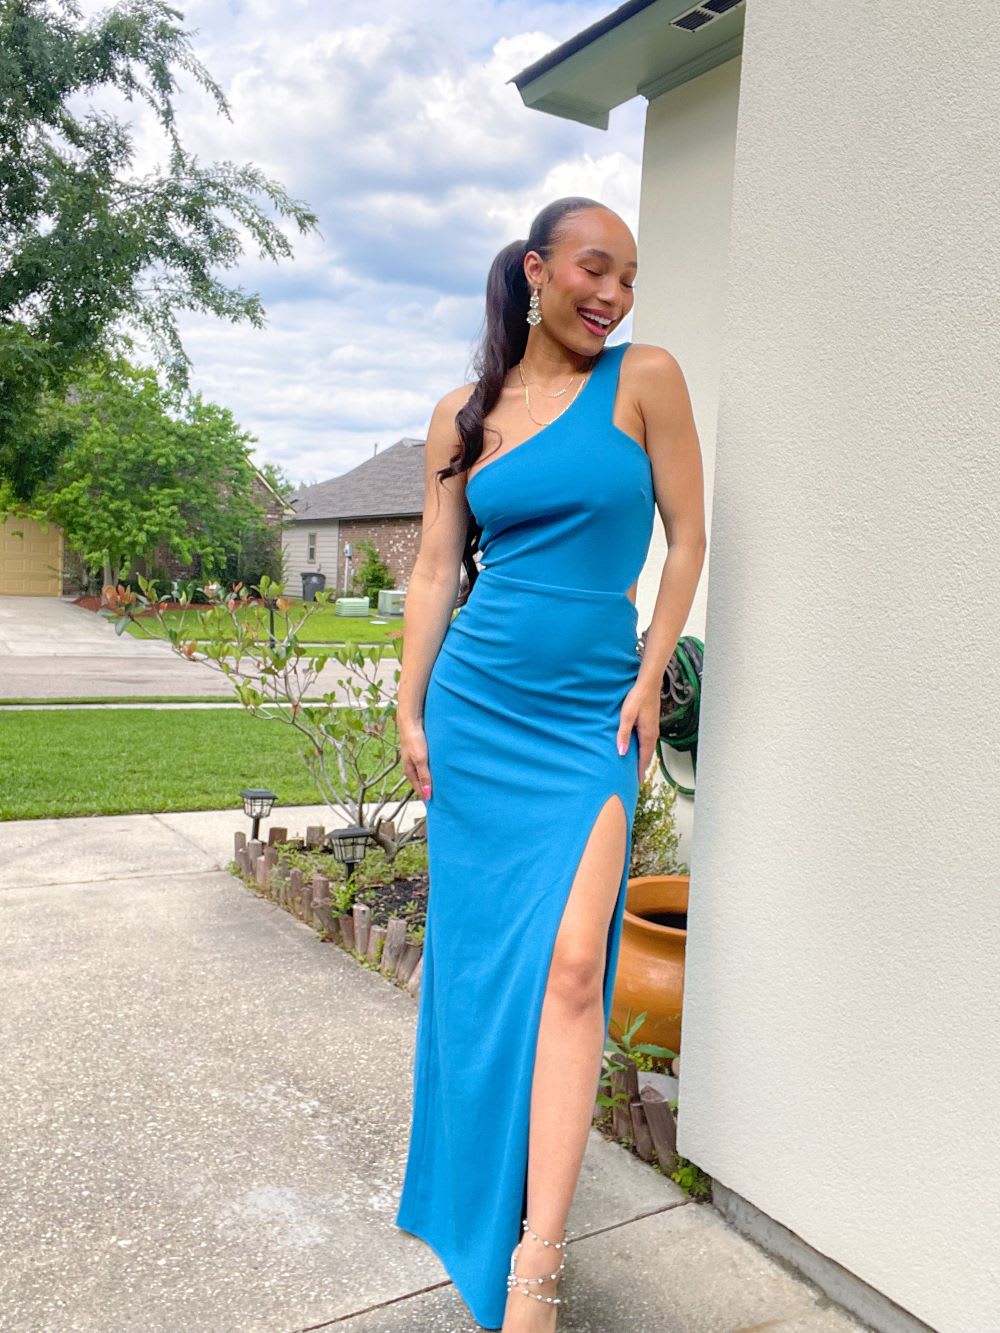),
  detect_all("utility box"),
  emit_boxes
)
[301,571,326,601]
[377,589,406,617]
[334,596,371,618]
